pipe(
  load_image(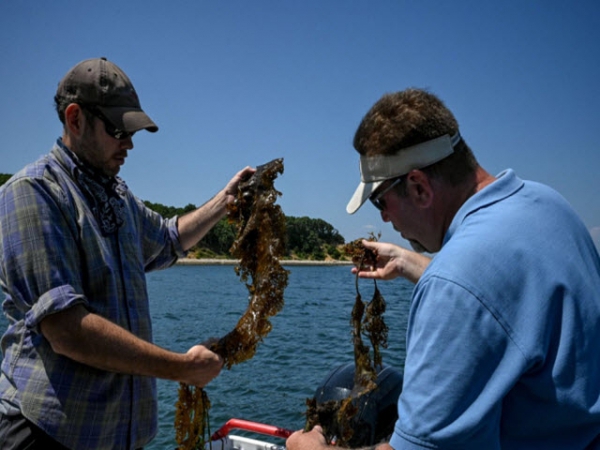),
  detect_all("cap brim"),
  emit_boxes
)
[99,106,159,133]
[346,180,383,214]
[346,132,461,214]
